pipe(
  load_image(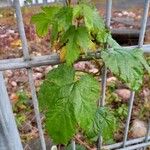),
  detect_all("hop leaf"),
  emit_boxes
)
[55,7,73,31]
[73,4,105,31]
[101,48,150,90]
[87,107,117,142]
[60,26,91,65]
[38,64,100,144]
[31,6,60,36]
